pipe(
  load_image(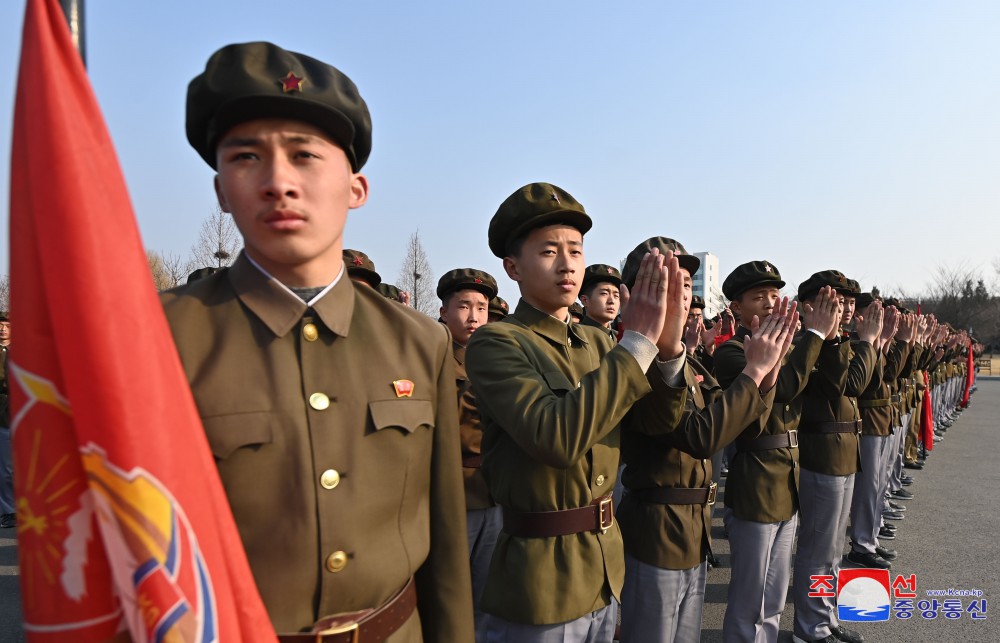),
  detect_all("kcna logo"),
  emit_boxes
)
[838,569,891,622]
